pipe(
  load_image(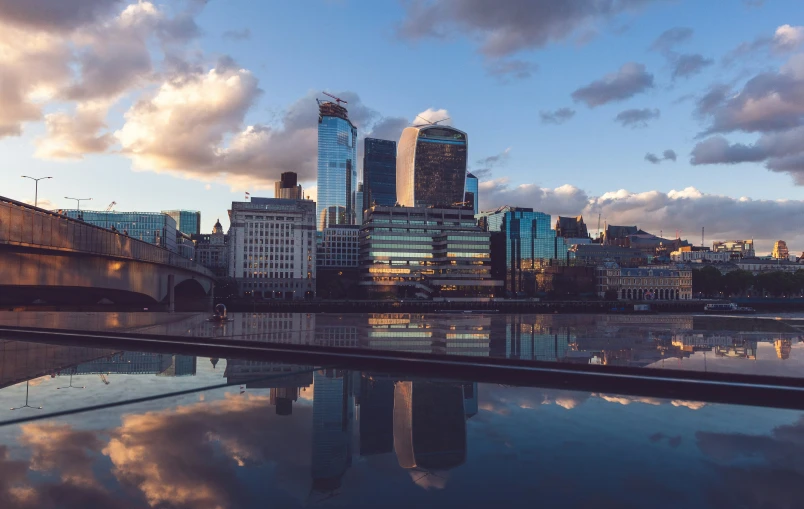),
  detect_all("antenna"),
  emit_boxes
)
[322,92,347,105]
